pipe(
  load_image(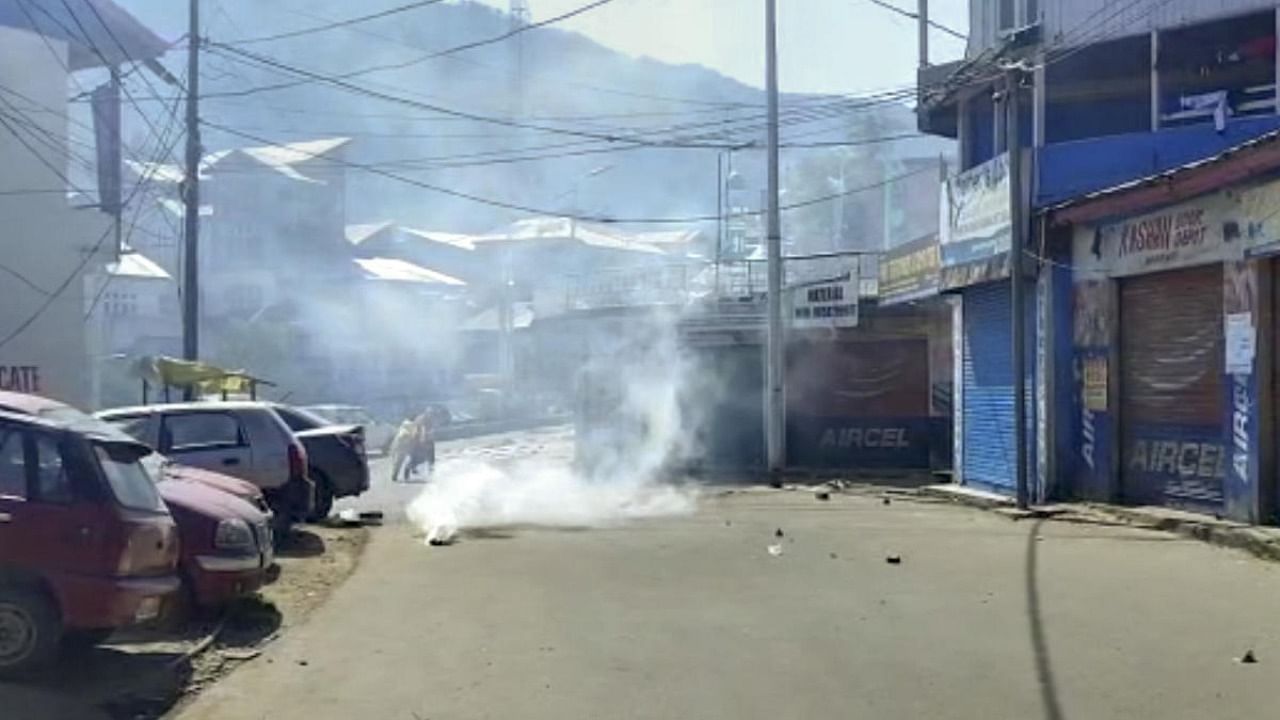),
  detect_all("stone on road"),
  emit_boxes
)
[181,487,1280,720]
